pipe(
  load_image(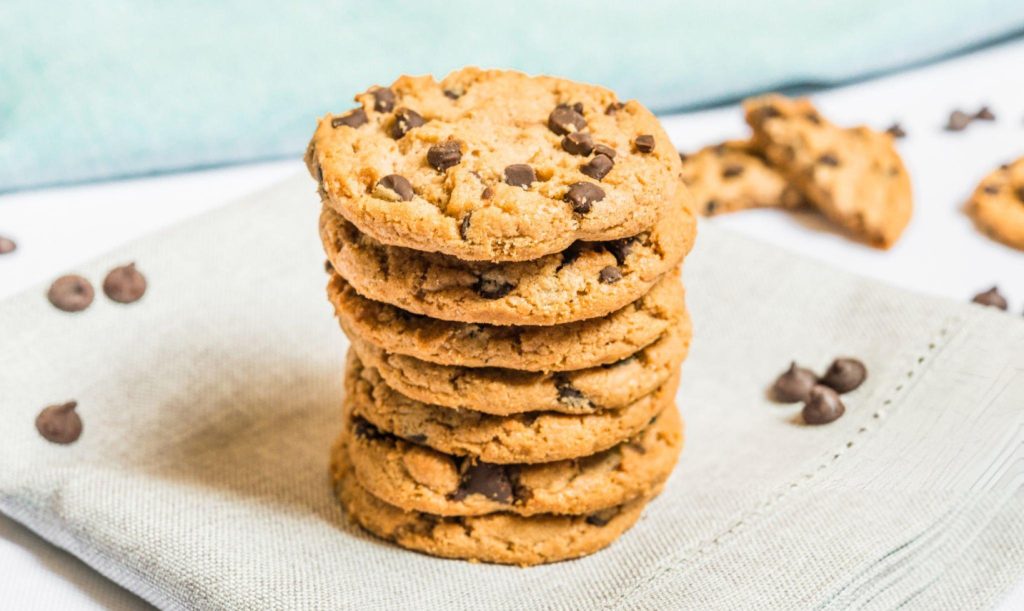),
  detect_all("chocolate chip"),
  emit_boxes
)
[1016,187,1024,202]
[103,263,147,304]
[390,108,425,139]
[975,106,996,121]
[983,185,1000,194]
[598,266,622,284]
[972,286,1008,310]
[722,164,744,178]
[564,182,605,214]
[820,358,867,393]
[47,275,94,312]
[331,108,367,129]
[0,235,16,254]
[371,87,396,112]
[593,144,616,159]
[376,174,414,201]
[945,110,972,132]
[580,154,614,181]
[481,186,494,200]
[35,401,83,444]
[634,135,656,153]
[352,417,387,441]
[770,362,818,403]
[443,89,462,100]
[324,259,333,274]
[503,164,536,188]
[427,141,462,172]
[705,199,718,215]
[475,276,515,299]
[559,242,584,269]
[886,123,907,138]
[585,506,620,526]
[678,152,688,163]
[802,385,845,425]
[804,111,822,125]
[562,132,594,156]
[605,237,633,265]
[459,214,472,240]
[406,433,428,444]
[548,104,586,135]
[450,462,513,503]
[605,101,624,115]
[818,153,840,166]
